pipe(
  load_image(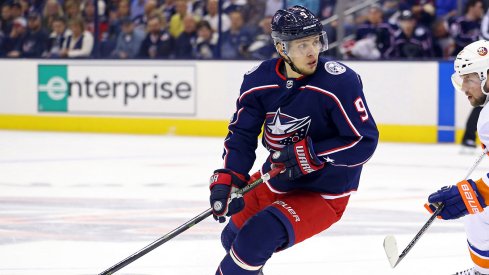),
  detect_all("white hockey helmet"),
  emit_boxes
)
[452,40,489,105]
